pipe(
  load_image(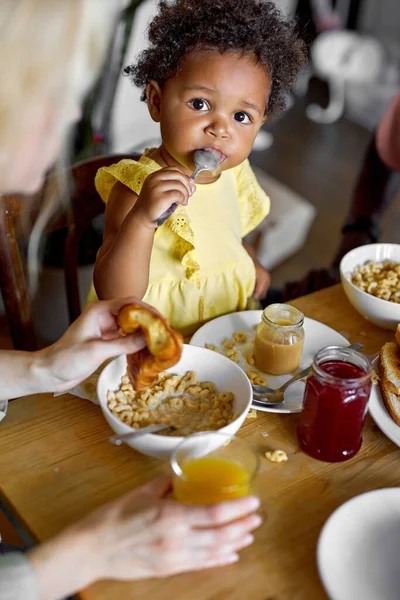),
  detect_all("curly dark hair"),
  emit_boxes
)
[125,0,306,118]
